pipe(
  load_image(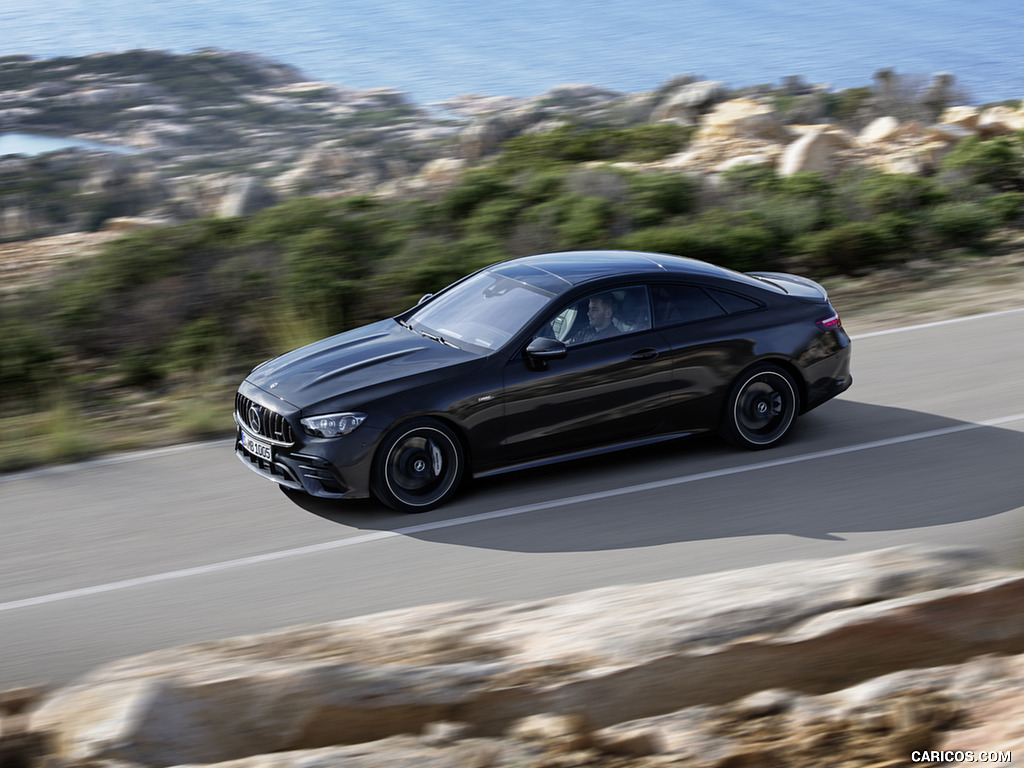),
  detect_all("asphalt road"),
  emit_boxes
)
[2,309,1024,689]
